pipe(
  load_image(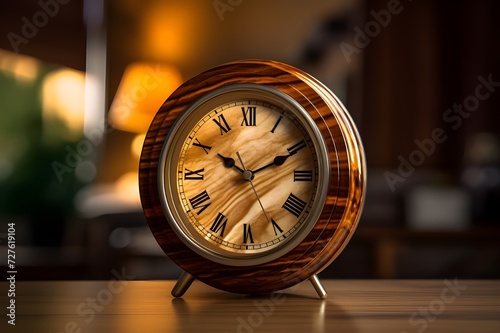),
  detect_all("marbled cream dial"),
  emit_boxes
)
[175,100,319,255]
